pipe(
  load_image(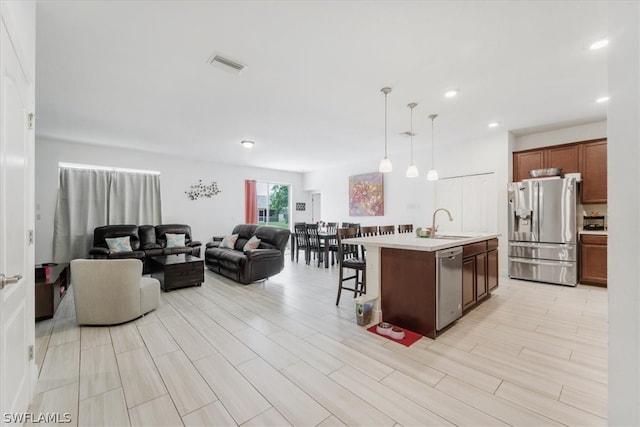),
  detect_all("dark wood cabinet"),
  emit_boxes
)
[513,150,545,182]
[462,257,476,311]
[380,238,499,339]
[513,139,607,203]
[580,234,607,286]
[487,248,499,292]
[476,252,488,301]
[580,140,607,203]
[461,239,497,312]
[547,144,580,175]
[513,143,580,181]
